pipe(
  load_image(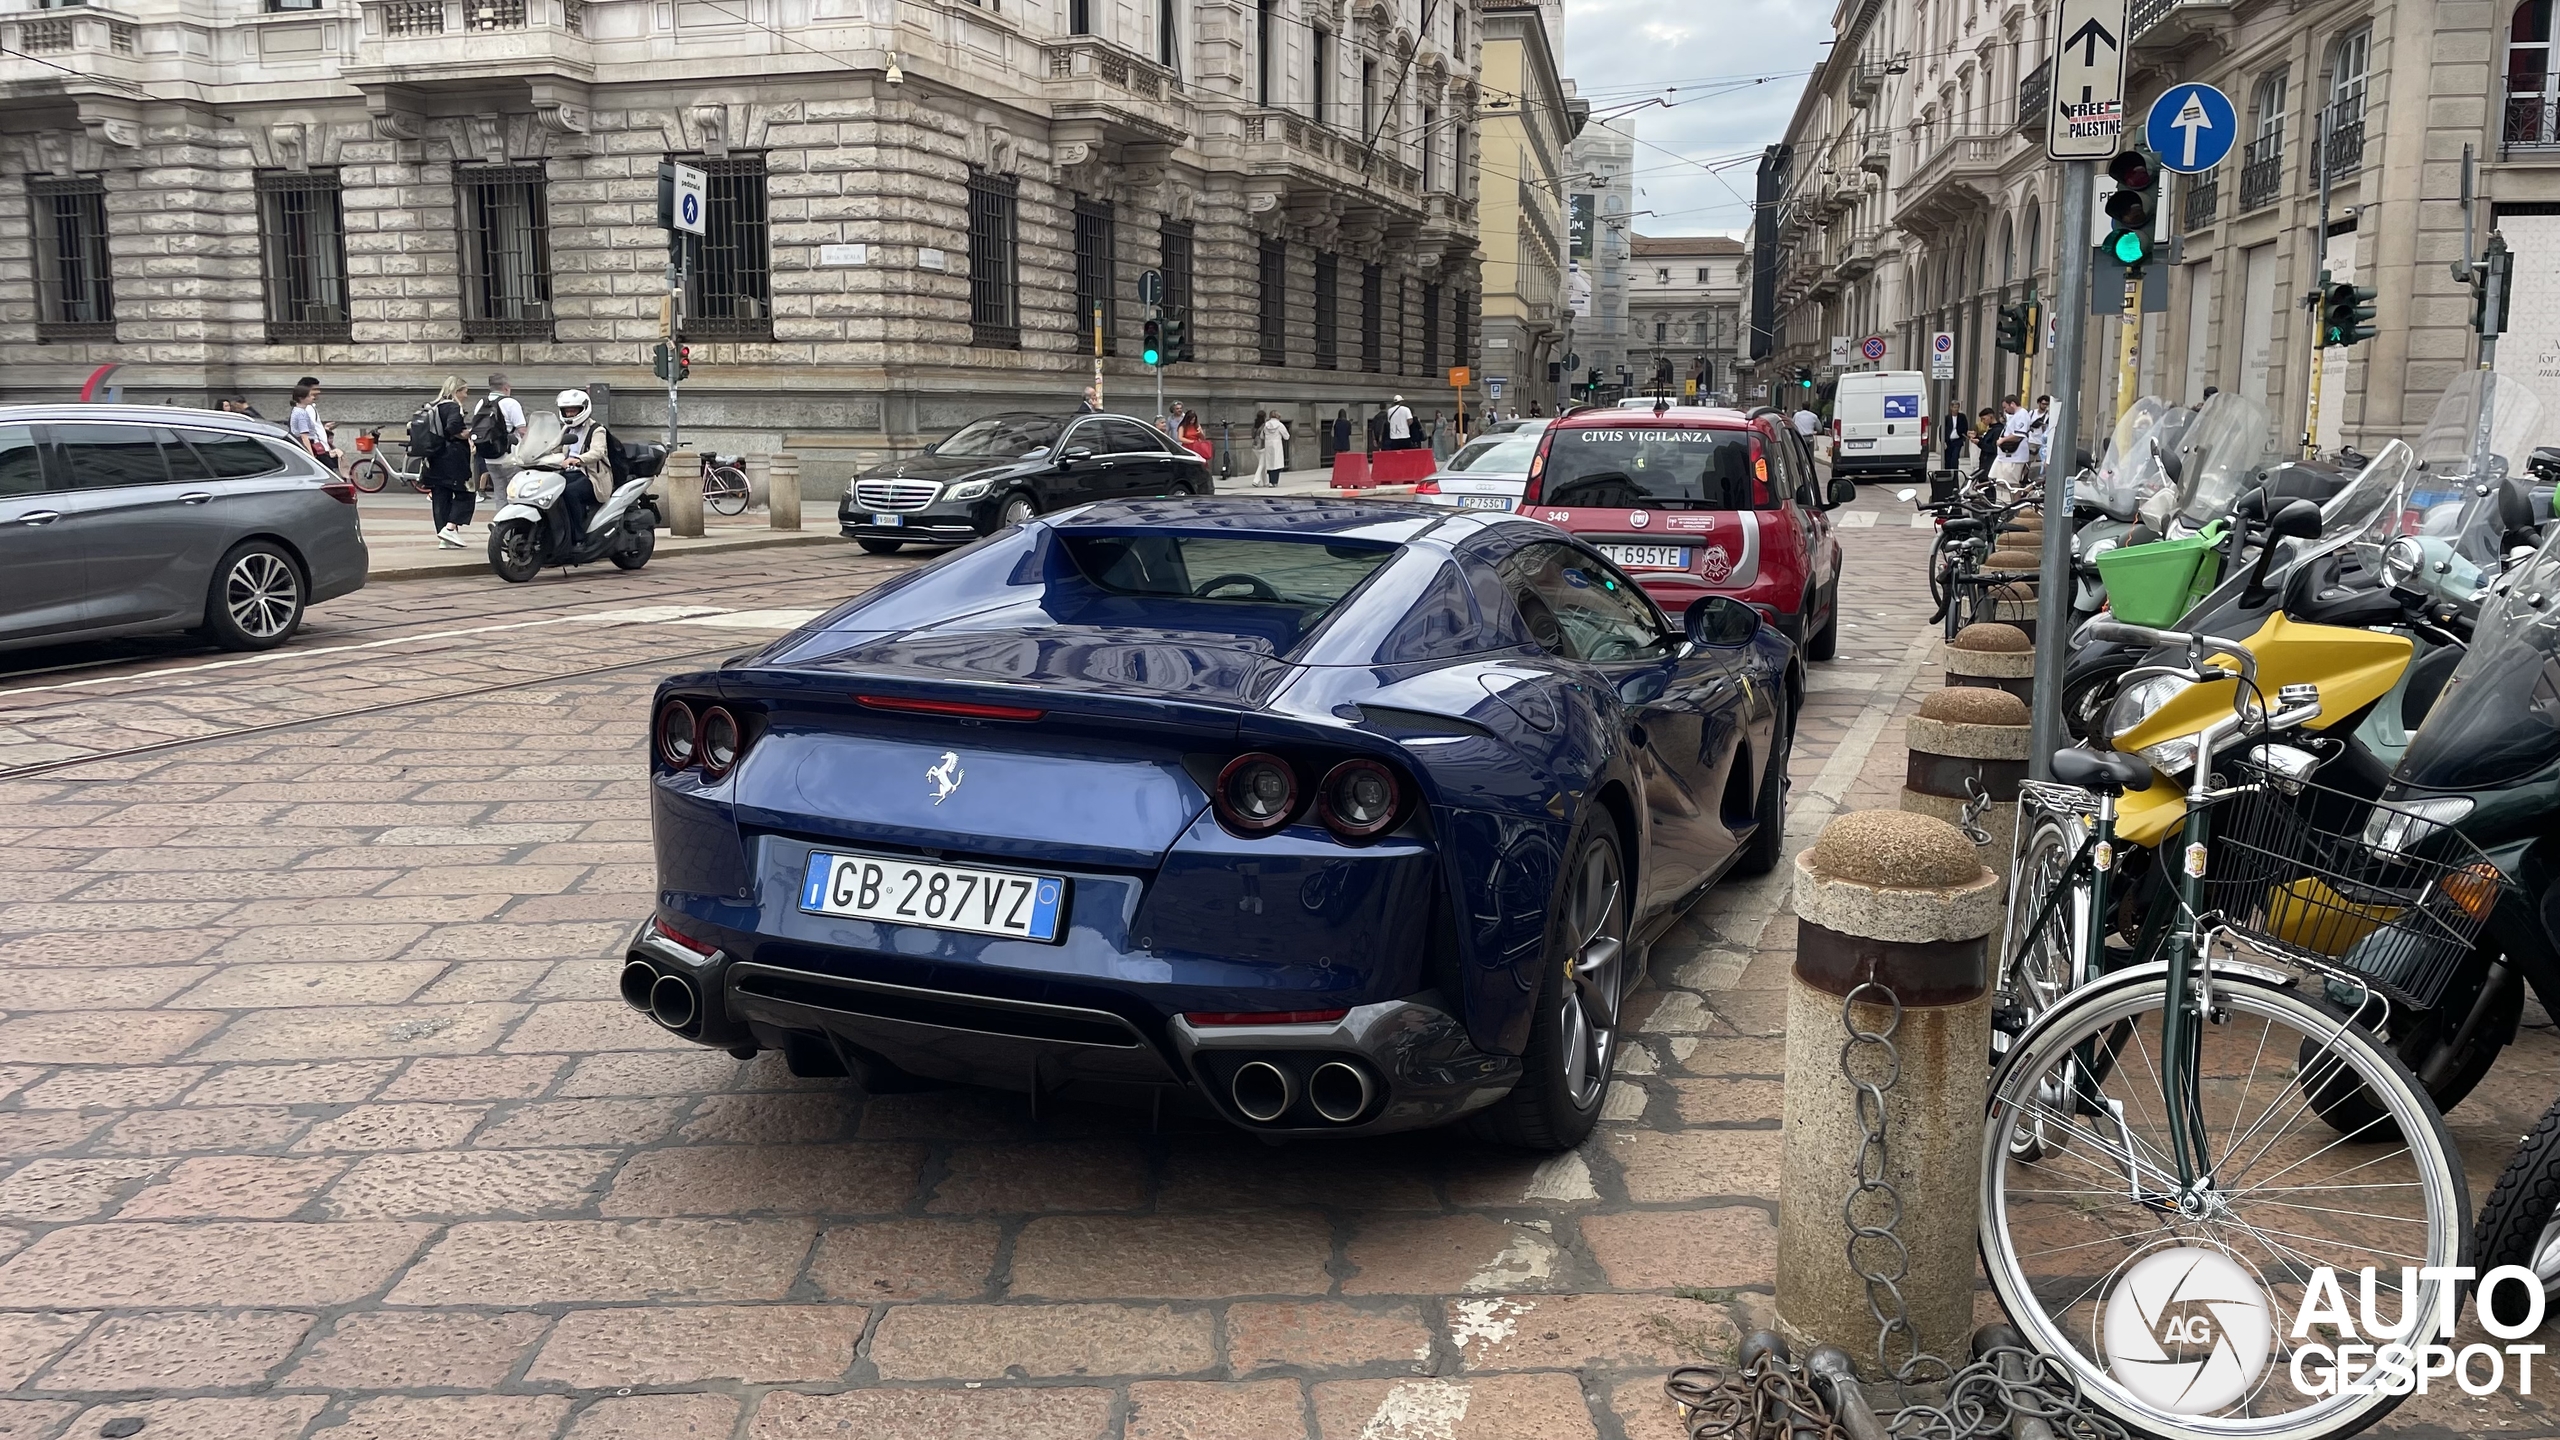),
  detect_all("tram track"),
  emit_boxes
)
[0,640,754,783]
